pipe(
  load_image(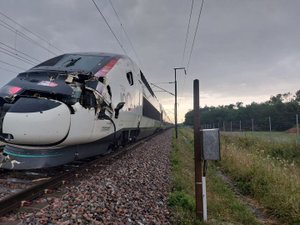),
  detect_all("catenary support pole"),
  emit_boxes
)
[296,114,299,145]
[174,69,178,139]
[174,67,186,139]
[193,79,203,220]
